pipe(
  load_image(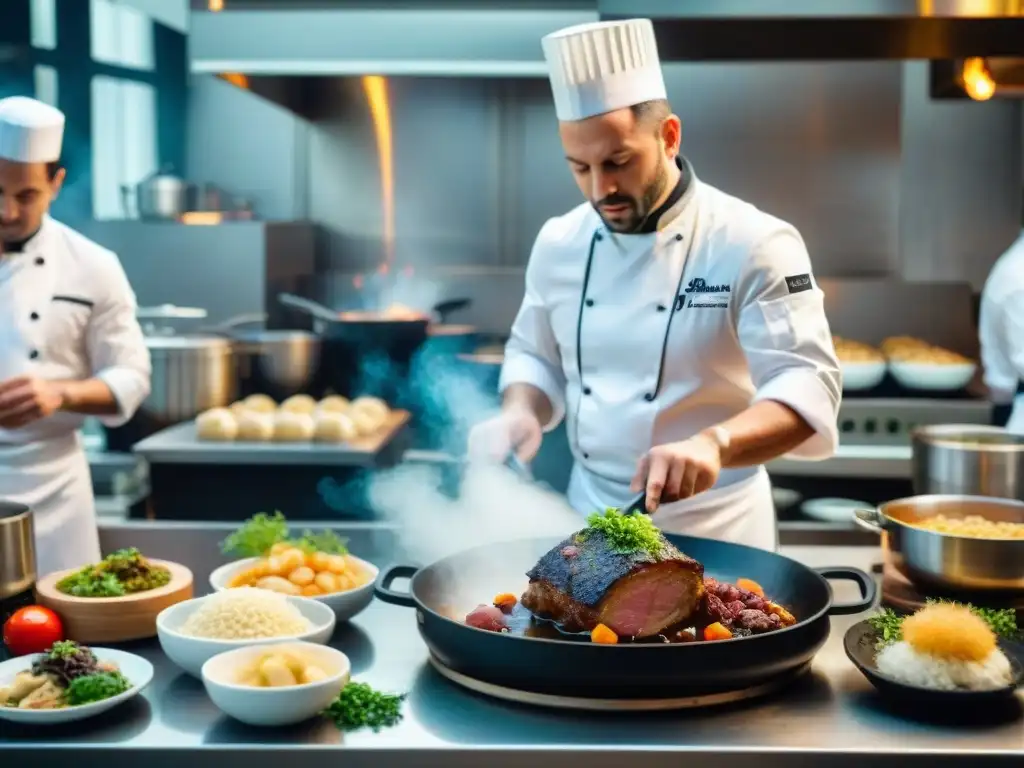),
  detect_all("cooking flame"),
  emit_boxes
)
[362,75,395,267]
[220,73,250,90]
